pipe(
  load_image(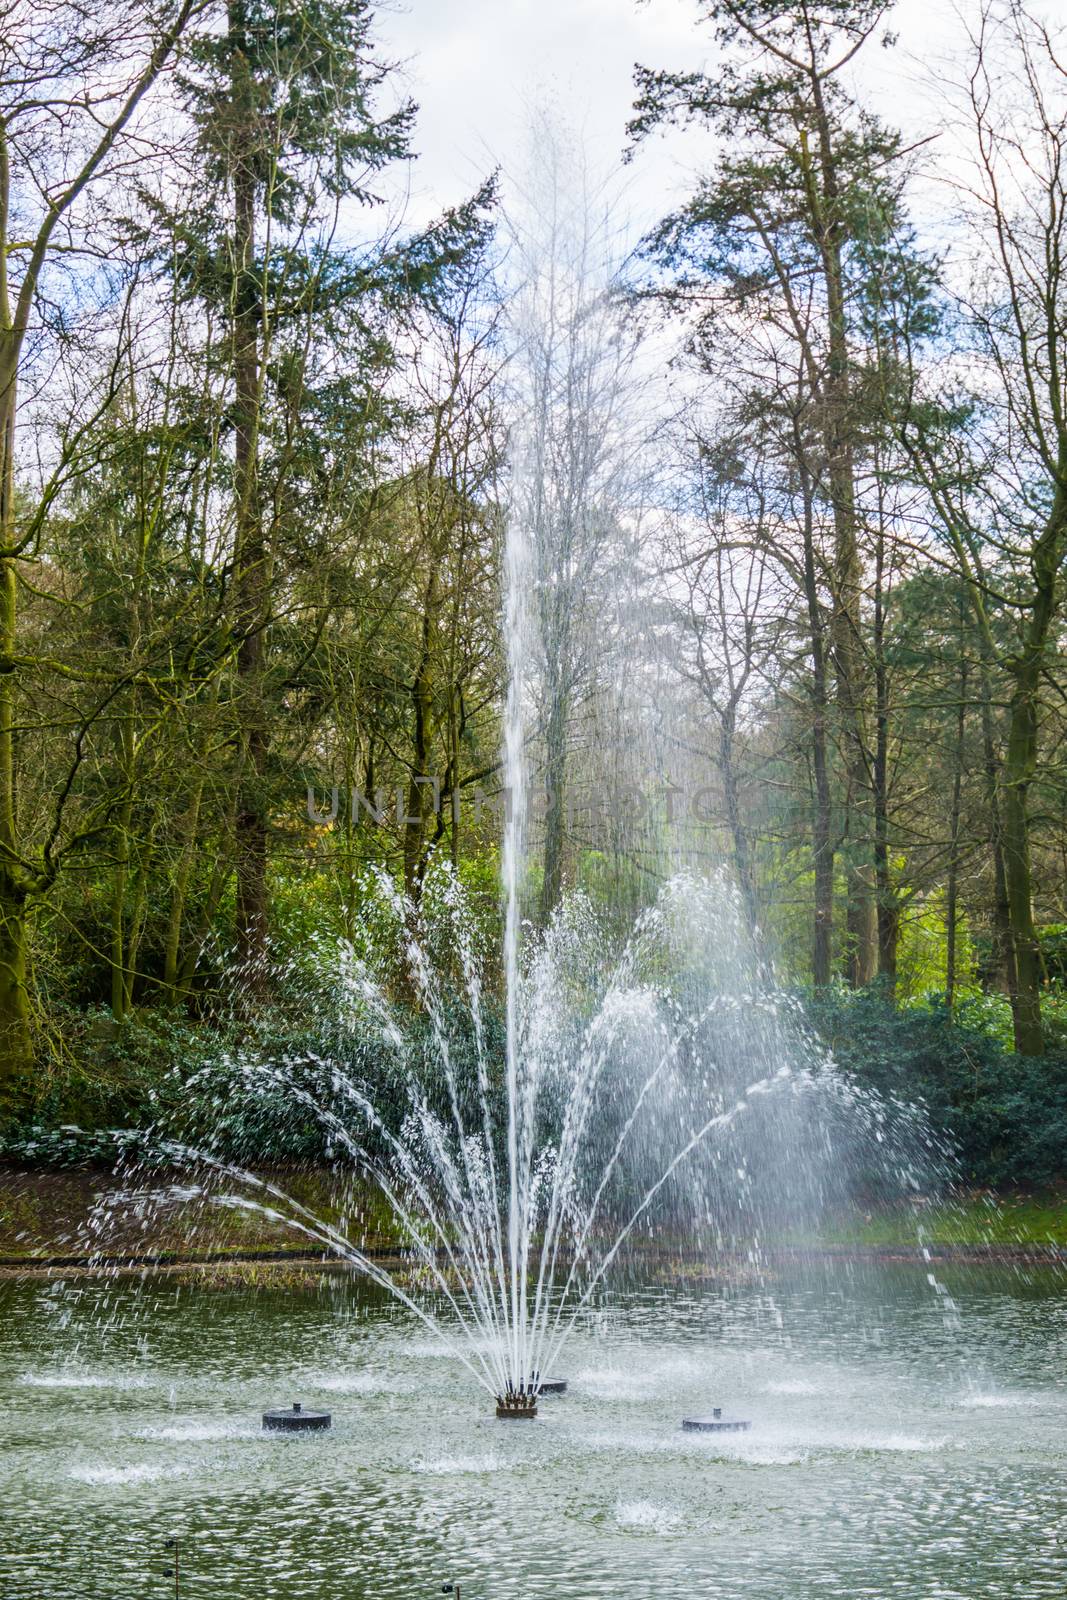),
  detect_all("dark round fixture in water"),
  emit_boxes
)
[262,1401,331,1432]
[527,1369,566,1396]
[681,1407,750,1433]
